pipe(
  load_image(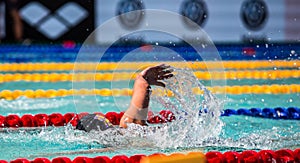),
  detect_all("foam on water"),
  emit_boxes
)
[0,97,71,111]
